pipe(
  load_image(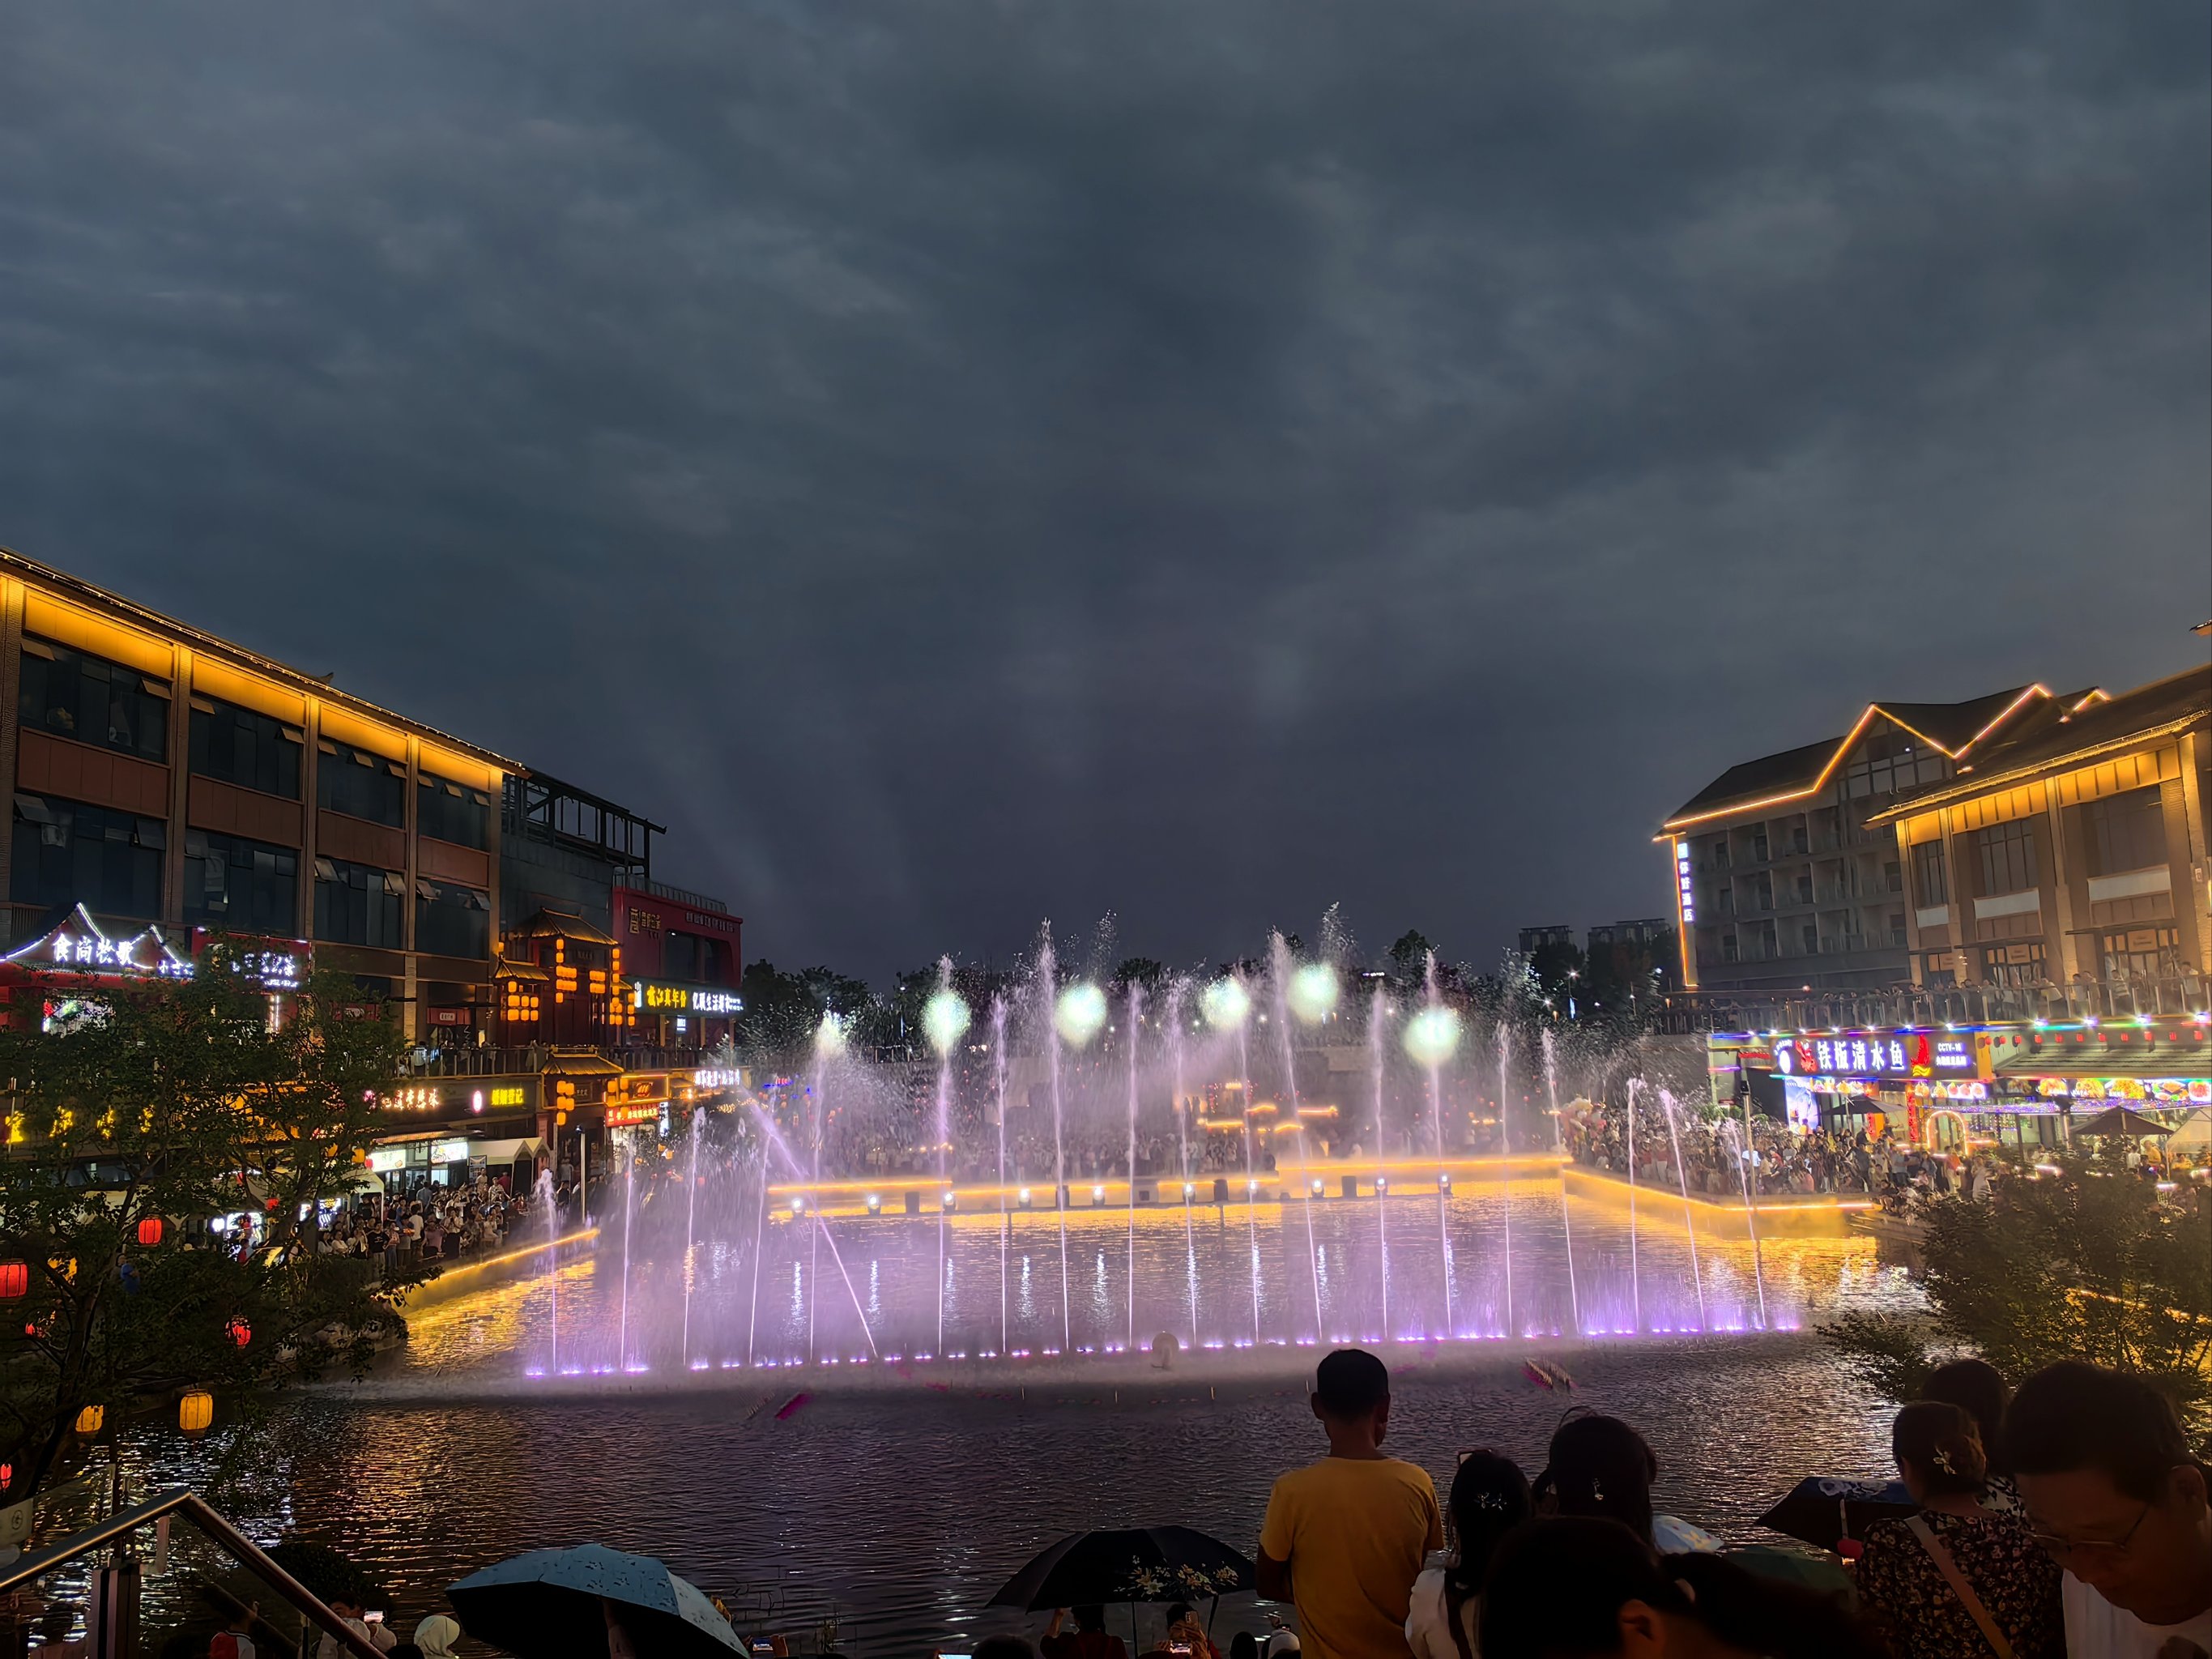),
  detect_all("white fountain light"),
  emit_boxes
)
[814,1013,847,1056]
[1202,976,1251,1029]
[865,1193,881,1211]
[1288,962,1338,1024]
[923,988,972,1055]
[1055,982,1109,1047]
[1403,1004,1462,1067]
